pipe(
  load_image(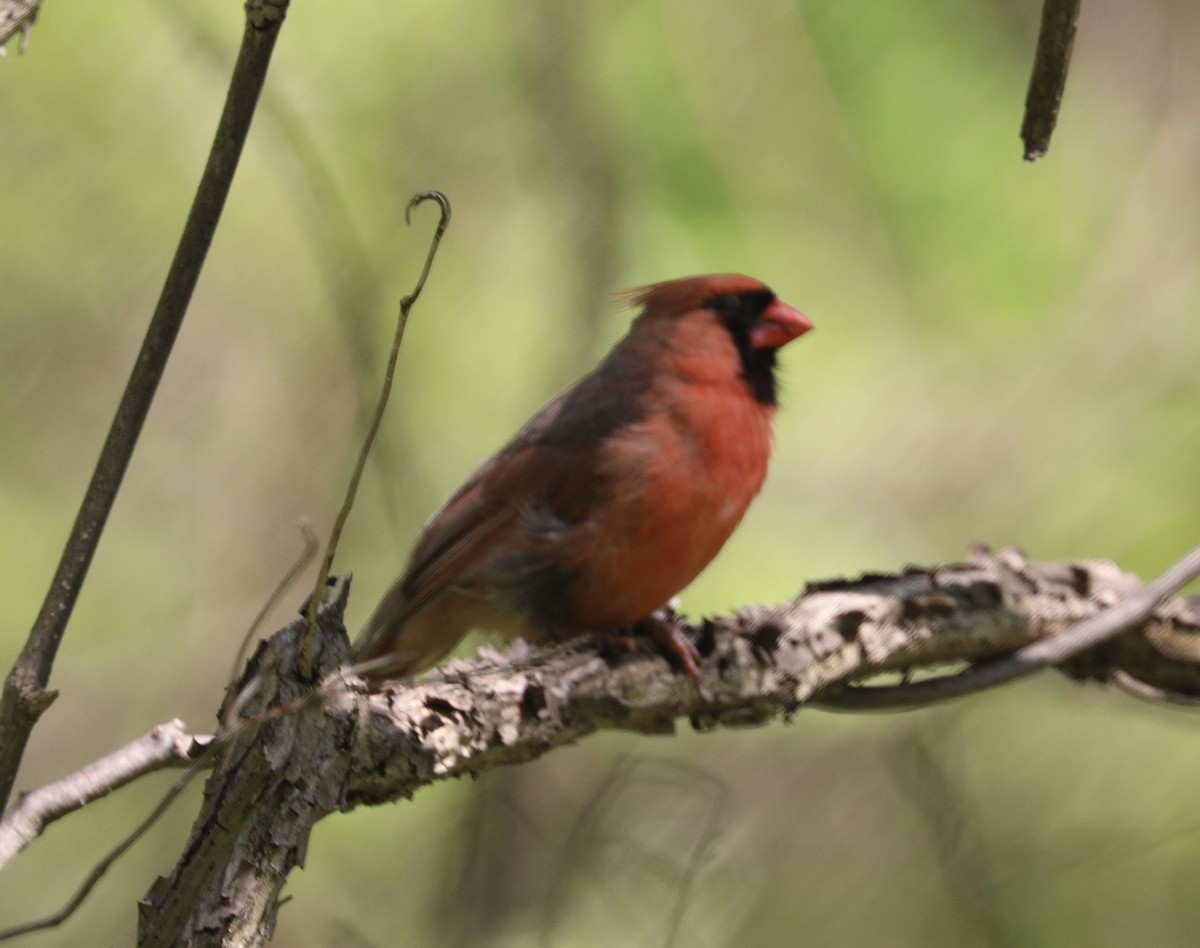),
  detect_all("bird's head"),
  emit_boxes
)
[619,274,813,405]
